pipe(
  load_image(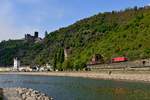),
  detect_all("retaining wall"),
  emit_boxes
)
[87,59,150,69]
